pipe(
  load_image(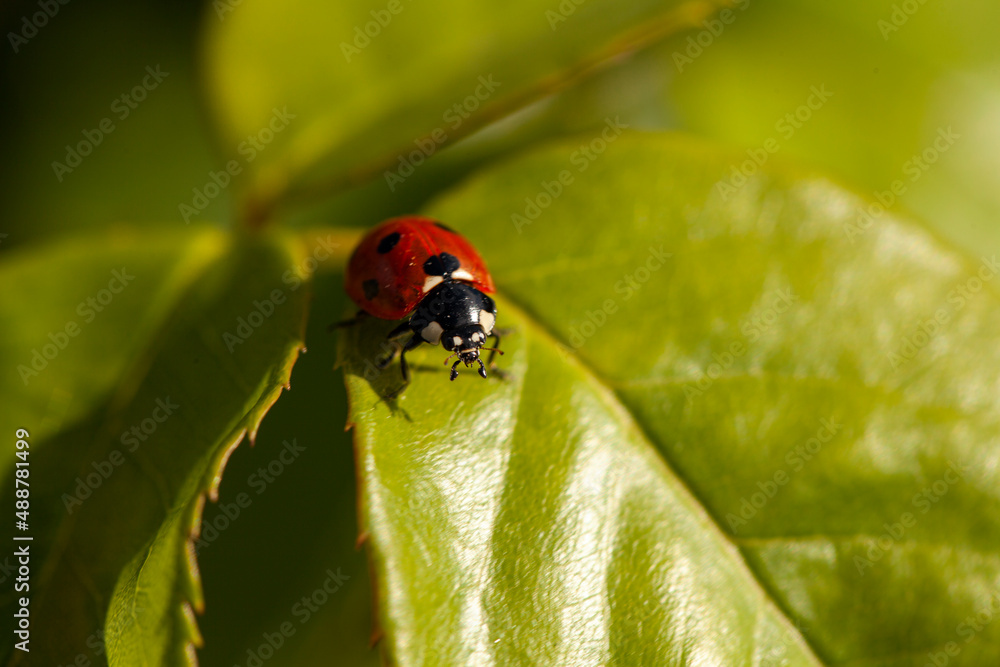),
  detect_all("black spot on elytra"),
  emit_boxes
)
[423,252,460,276]
[377,231,401,254]
[362,279,379,300]
[434,221,456,233]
